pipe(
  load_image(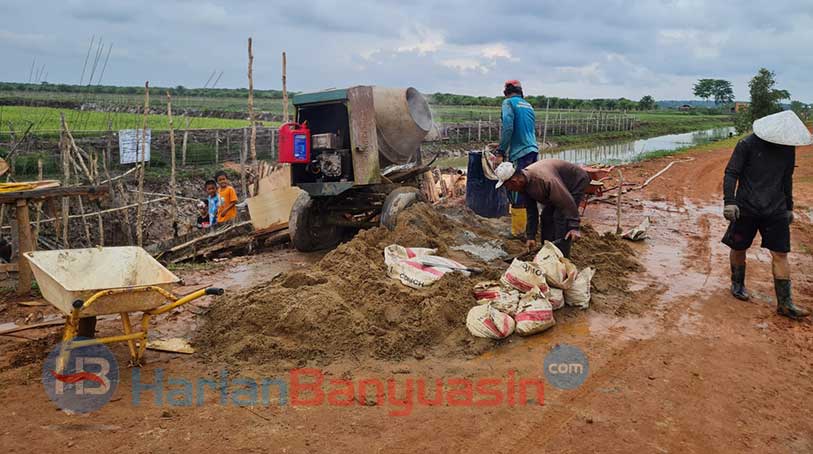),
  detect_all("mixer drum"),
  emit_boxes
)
[372,87,433,166]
